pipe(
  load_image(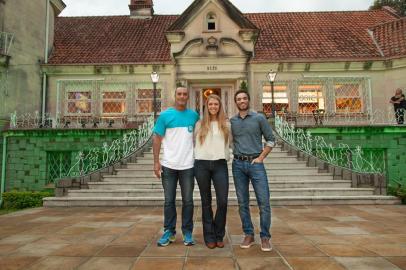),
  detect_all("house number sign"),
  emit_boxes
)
[207,66,218,71]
